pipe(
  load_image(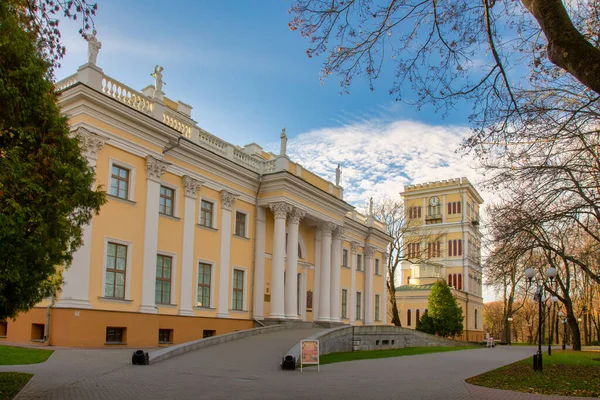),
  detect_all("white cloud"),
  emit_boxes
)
[285,118,483,207]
